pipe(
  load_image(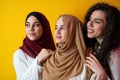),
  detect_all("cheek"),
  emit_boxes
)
[87,21,90,27]
[62,32,68,41]
[36,28,43,37]
[97,26,106,36]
